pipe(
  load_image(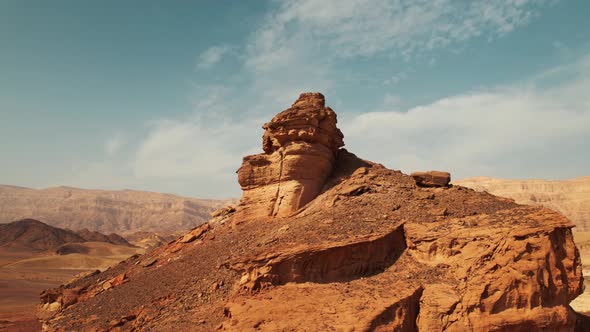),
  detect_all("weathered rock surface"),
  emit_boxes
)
[455,176,590,316]
[0,185,228,233]
[411,170,451,187]
[38,93,586,331]
[235,92,343,221]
